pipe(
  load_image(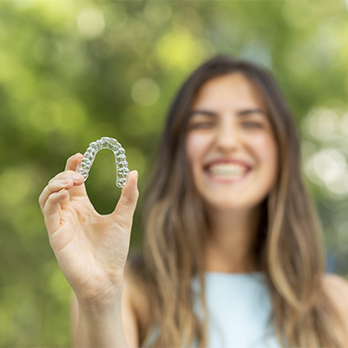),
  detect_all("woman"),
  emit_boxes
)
[39,55,348,347]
